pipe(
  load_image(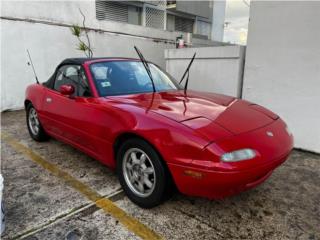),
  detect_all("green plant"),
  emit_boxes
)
[70,9,93,57]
